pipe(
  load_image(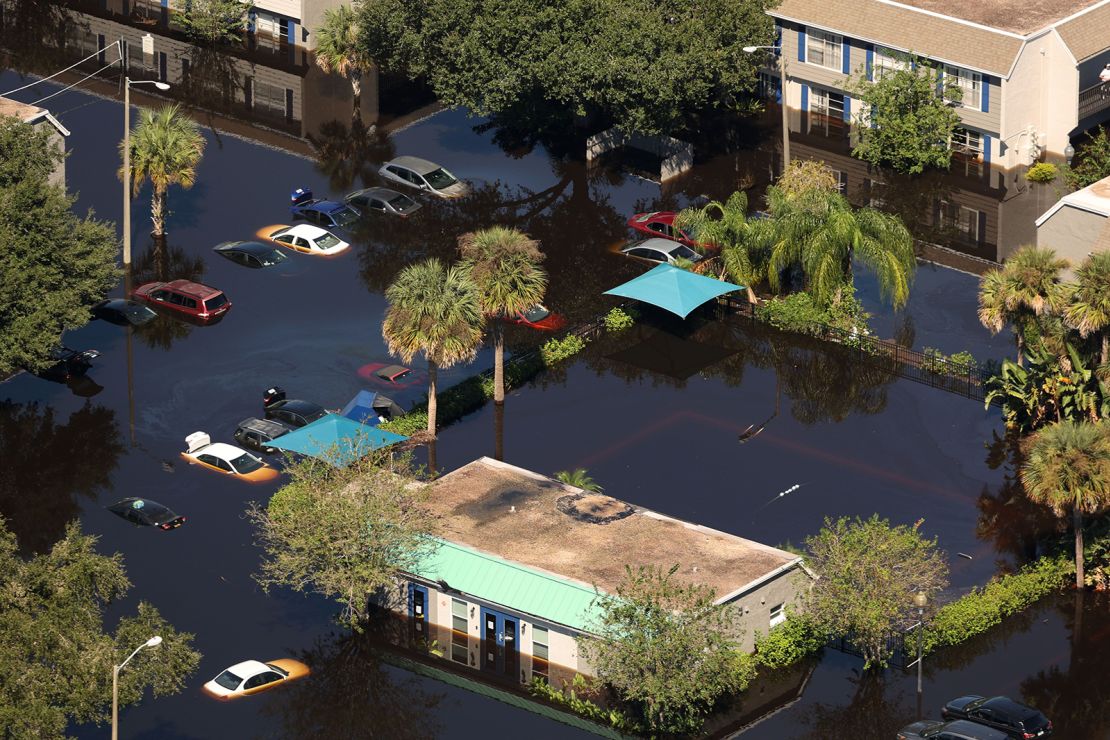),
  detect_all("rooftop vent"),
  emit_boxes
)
[556,493,634,525]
